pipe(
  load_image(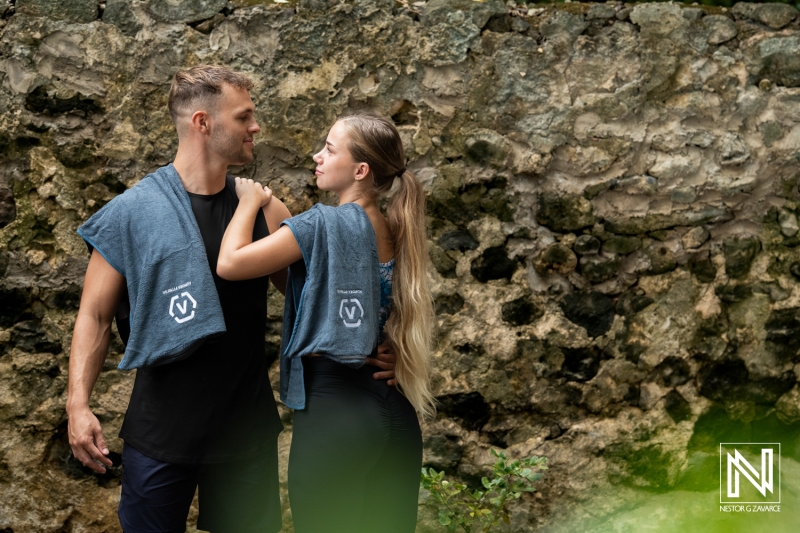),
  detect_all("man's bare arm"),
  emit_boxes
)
[66,250,126,473]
